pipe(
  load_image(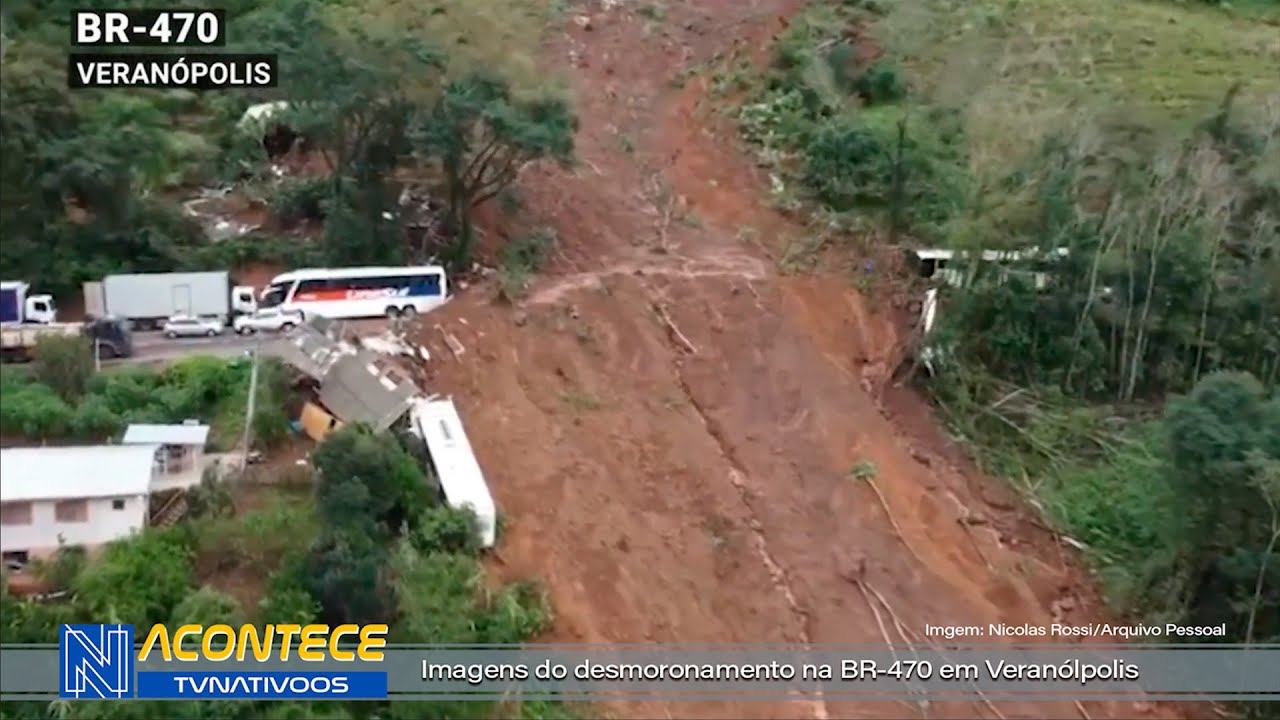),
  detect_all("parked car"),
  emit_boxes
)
[163,314,225,338]
[233,308,302,335]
